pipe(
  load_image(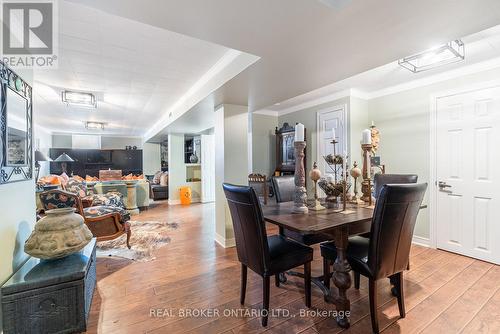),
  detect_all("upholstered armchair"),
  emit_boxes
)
[39,190,131,248]
[64,178,125,209]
